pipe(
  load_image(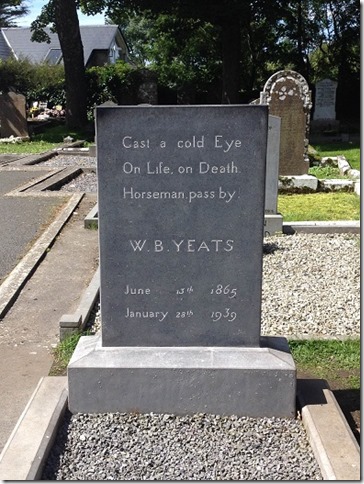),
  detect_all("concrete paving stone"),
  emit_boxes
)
[0,169,50,196]
[0,194,99,452]
[0,196,69,284]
